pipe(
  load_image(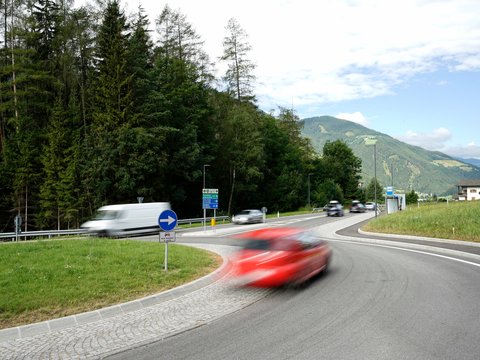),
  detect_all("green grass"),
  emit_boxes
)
[363,201,480,242]
[0,239,220,329]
